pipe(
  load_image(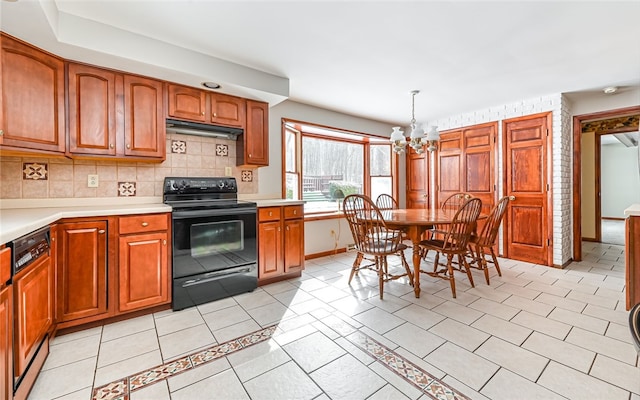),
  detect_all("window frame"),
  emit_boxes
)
[281,118,398,217]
